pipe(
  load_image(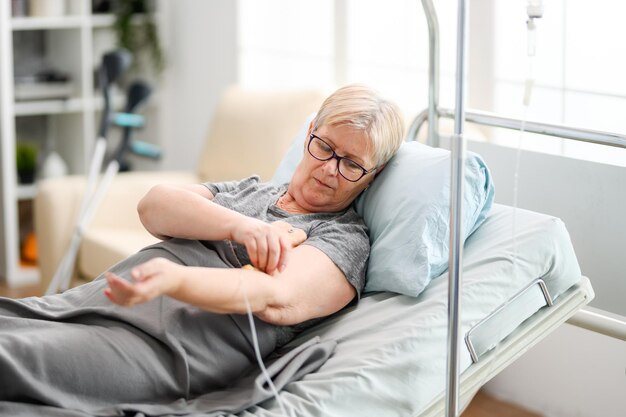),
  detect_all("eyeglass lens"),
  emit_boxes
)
[308,135,366,181]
